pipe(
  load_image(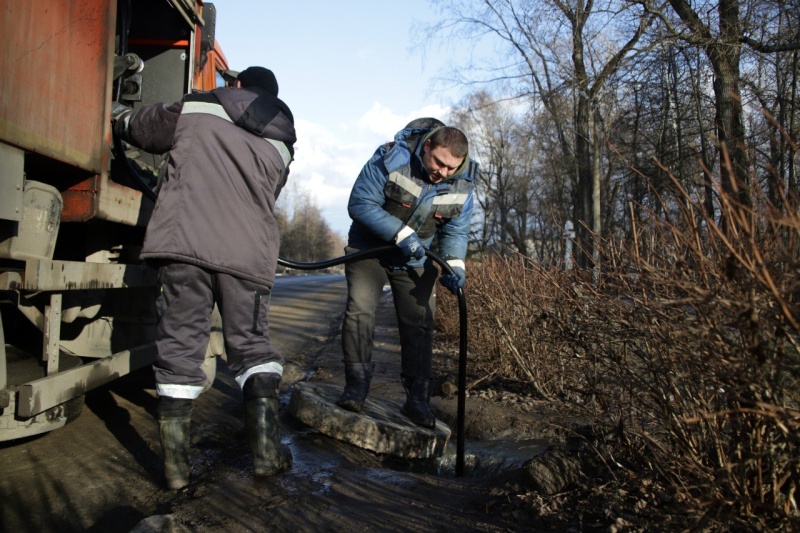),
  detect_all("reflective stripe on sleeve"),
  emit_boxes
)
[183,101,291,168]
[182,101,230,121]
[265,138,292,168]
[395,225,415,243]
[446,259,466,270]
